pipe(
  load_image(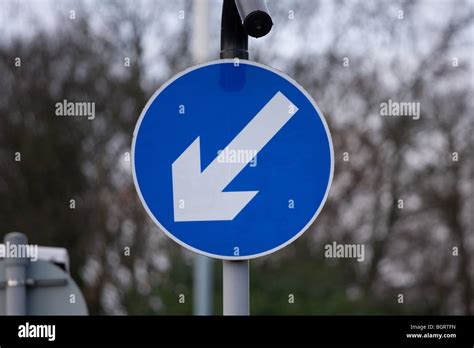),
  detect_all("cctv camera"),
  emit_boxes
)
[235,0,273,38]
